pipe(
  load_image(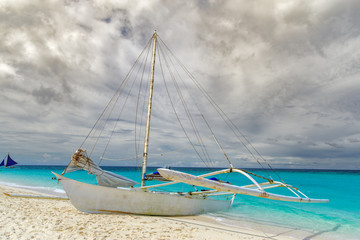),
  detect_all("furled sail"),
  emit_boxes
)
[62,149,138,188]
